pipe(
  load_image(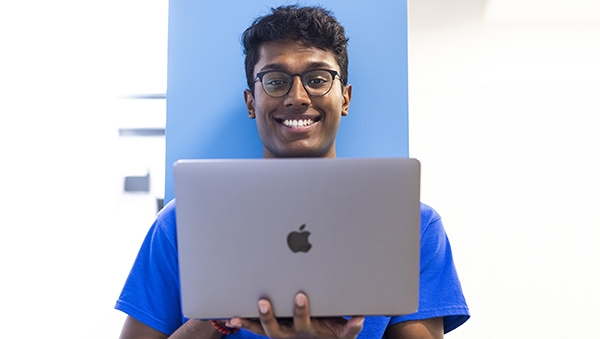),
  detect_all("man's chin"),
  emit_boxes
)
[263,143,336,159]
